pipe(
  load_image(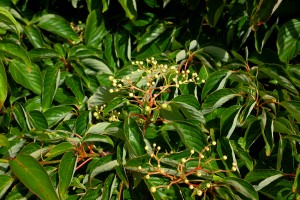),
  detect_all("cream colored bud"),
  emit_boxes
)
[189,185,194,190]
[172,78,177,82]
[232,162,237,167]
[145,174,150,179]
[179,81,183,84]
[197,190,203,196]
[232,166,237,171]
[150,186,156,193]
[157,146,161,151]
[160,169,165,173]
[181,158,187,163]
[205,146,210,151]
[144,146,149,150]
[176,84,179,88]
[126,76,130,80]
[161,103,168,109]
[140,61,143,65]
[223,155,228,160]
[186,70,190,73]
[146,82,151,86]
[184,179,189,184]
[108,76,114,81]
[118,84,122,87]
[137,166,142,171]
[145,106,151,112]
[196,171,202,177]
[131,61,135,65]
[154,74,159,78]
[153,143,157,147]
[109,89,114,93]
[200,153,205,159]
[190,149,195,154]
[206,183,211,188]
[129,93,134,97]
[201,79,206,83]
[212,141,217,146]
[112,82,117,86]
[152,81,156,85]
